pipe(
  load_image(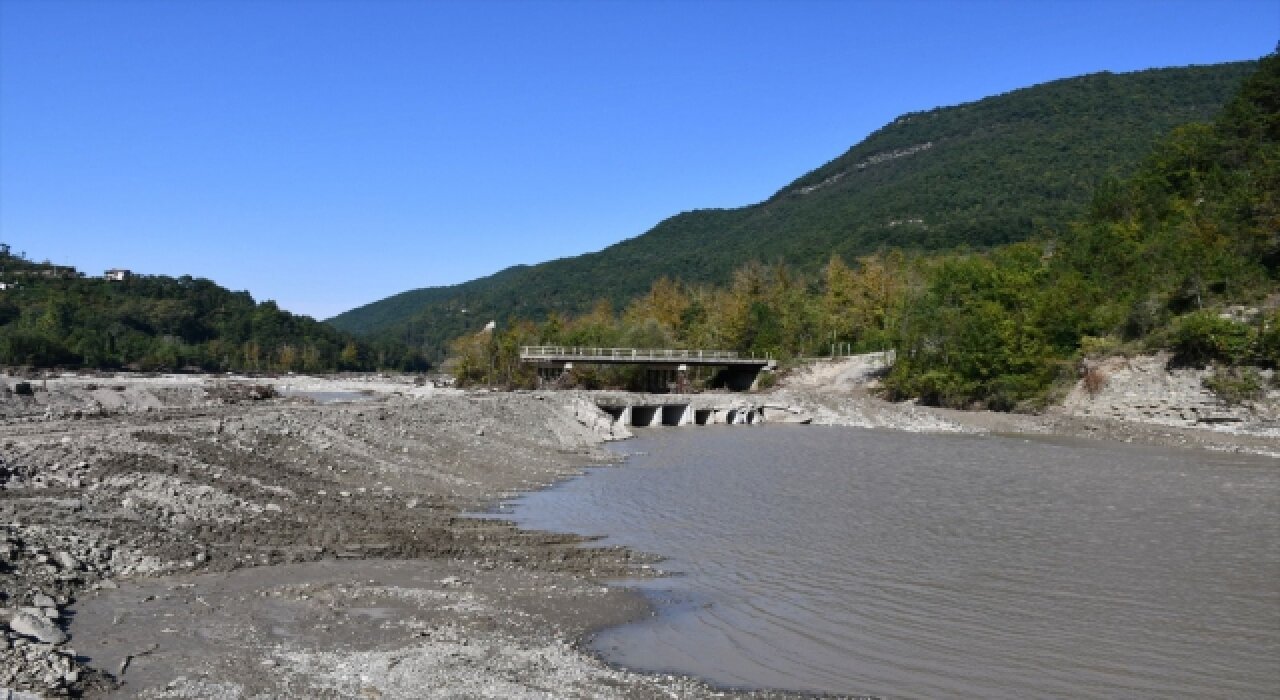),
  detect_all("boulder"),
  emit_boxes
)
[9,610,67,645]
[55,551,80,571]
